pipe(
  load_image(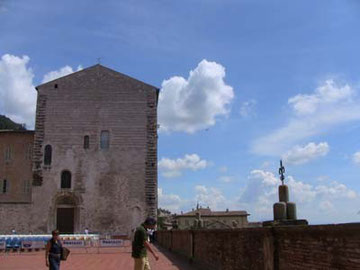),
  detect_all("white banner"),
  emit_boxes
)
[0,241,5,249]
[63,240,85,248]
[99,239,124,247]
[21,241,45,249]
